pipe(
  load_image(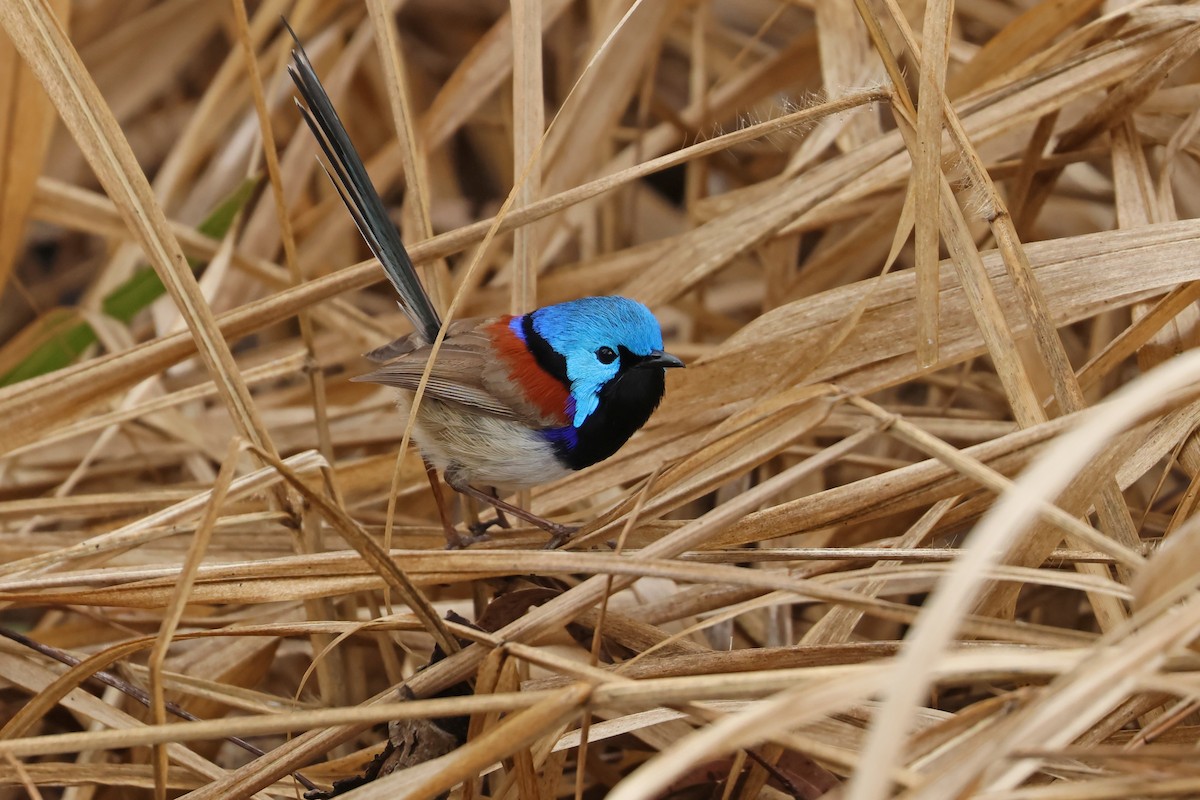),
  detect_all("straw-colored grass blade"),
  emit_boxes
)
[912,0,952,369]
[6,4,1200,799]
[510,0,543,314]
[0,0,66,299]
